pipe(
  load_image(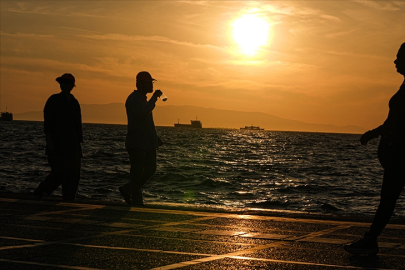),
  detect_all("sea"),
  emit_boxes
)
[1,120,404,217]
